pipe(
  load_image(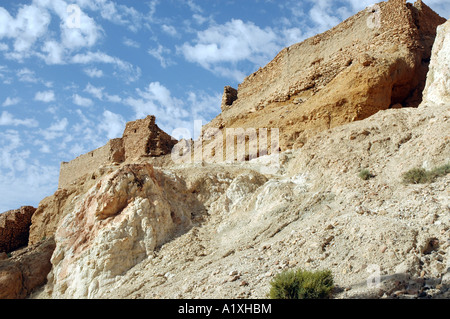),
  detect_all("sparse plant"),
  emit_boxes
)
[429,163,450,180]
[402,167,429,184]
[269,268,334,299]
[402,163,450,184]
[359,169,375,181]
